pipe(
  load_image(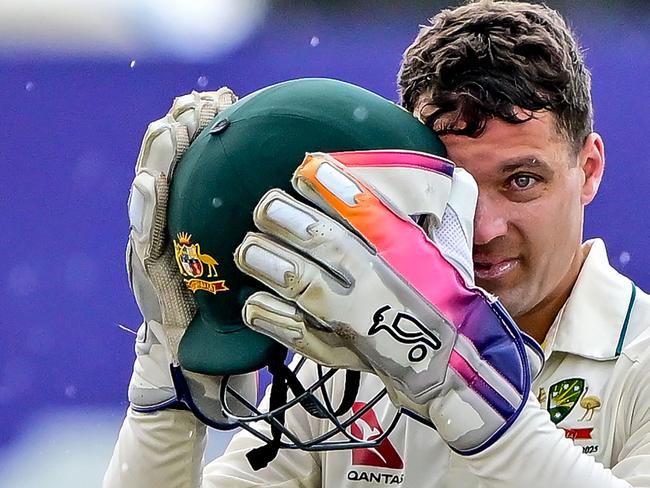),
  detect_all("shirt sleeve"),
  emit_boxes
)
[460,317,650,488]
[104,358,326,488]
[103,407,208,488]
[609,342,650,487]
[201,424,322,488]
[459,393,632,487]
